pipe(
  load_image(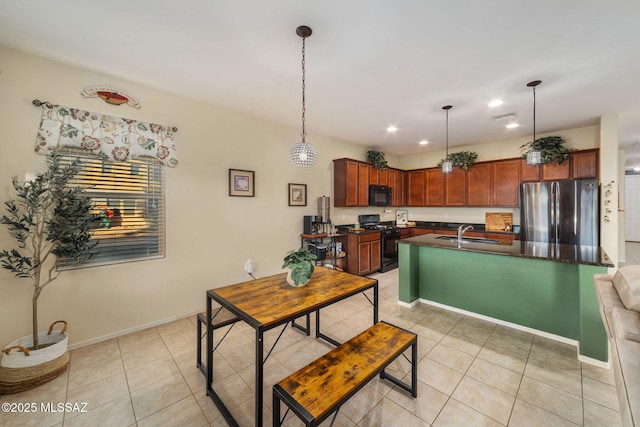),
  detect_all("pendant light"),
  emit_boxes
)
[526,80,542,165]
[290,25,318,168]
[442,105,453,173]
